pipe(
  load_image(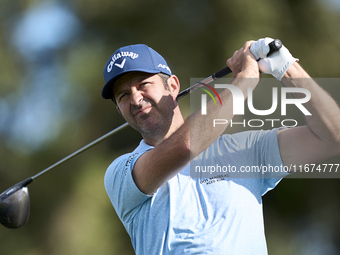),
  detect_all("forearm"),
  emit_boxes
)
[175,41,259,163]
[282,62,340,144]
[189,72,258,157]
